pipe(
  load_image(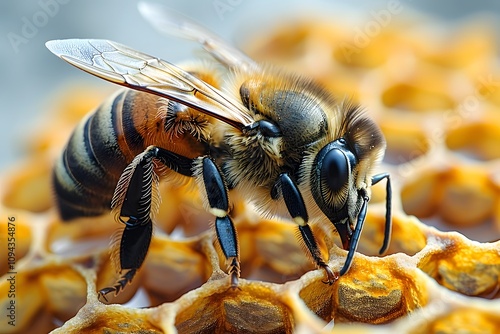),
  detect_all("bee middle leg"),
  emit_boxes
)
[195,157,240,287]
[274,173,338,284]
